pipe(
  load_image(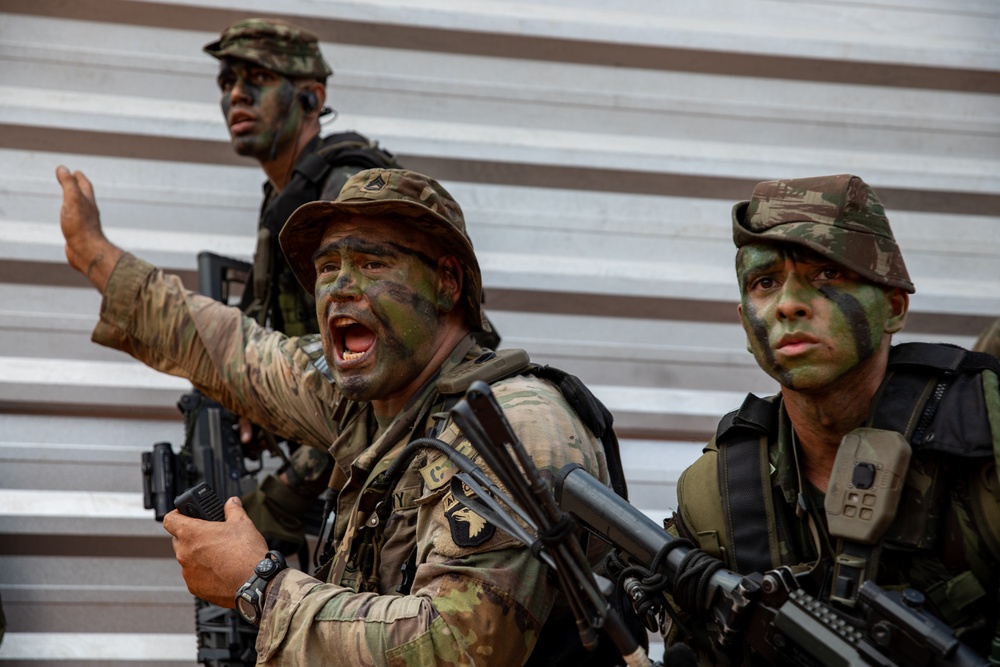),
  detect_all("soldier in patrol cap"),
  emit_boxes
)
[669,174,1000,664]
[204,17,398,335]
[56,165,631,665]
